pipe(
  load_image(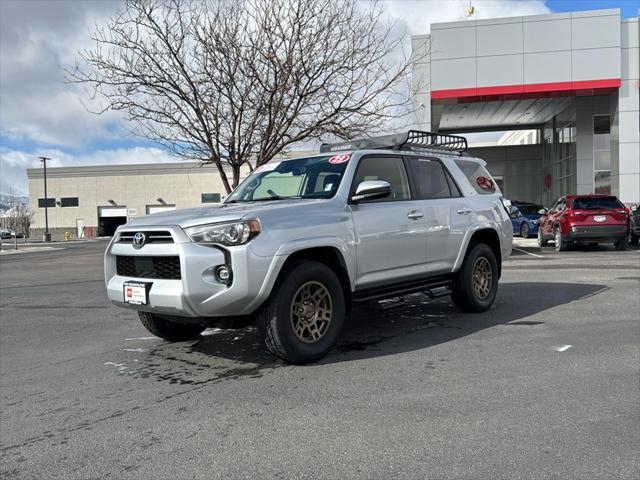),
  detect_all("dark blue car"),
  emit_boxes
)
[509,202,543,238]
